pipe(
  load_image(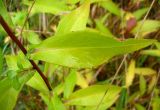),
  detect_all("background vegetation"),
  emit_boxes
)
[0,0,160,110]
